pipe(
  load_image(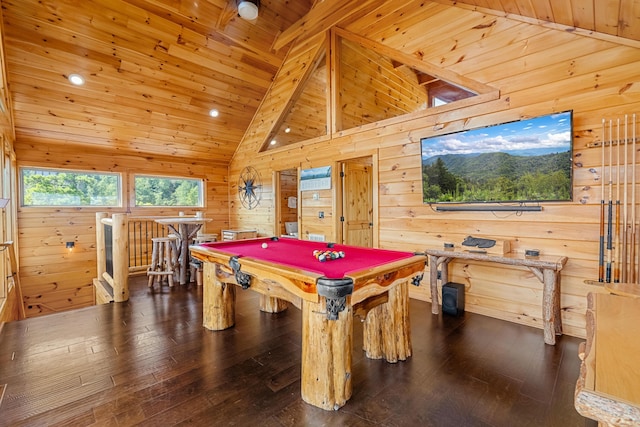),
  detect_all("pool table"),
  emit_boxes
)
[189,237,426,410]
